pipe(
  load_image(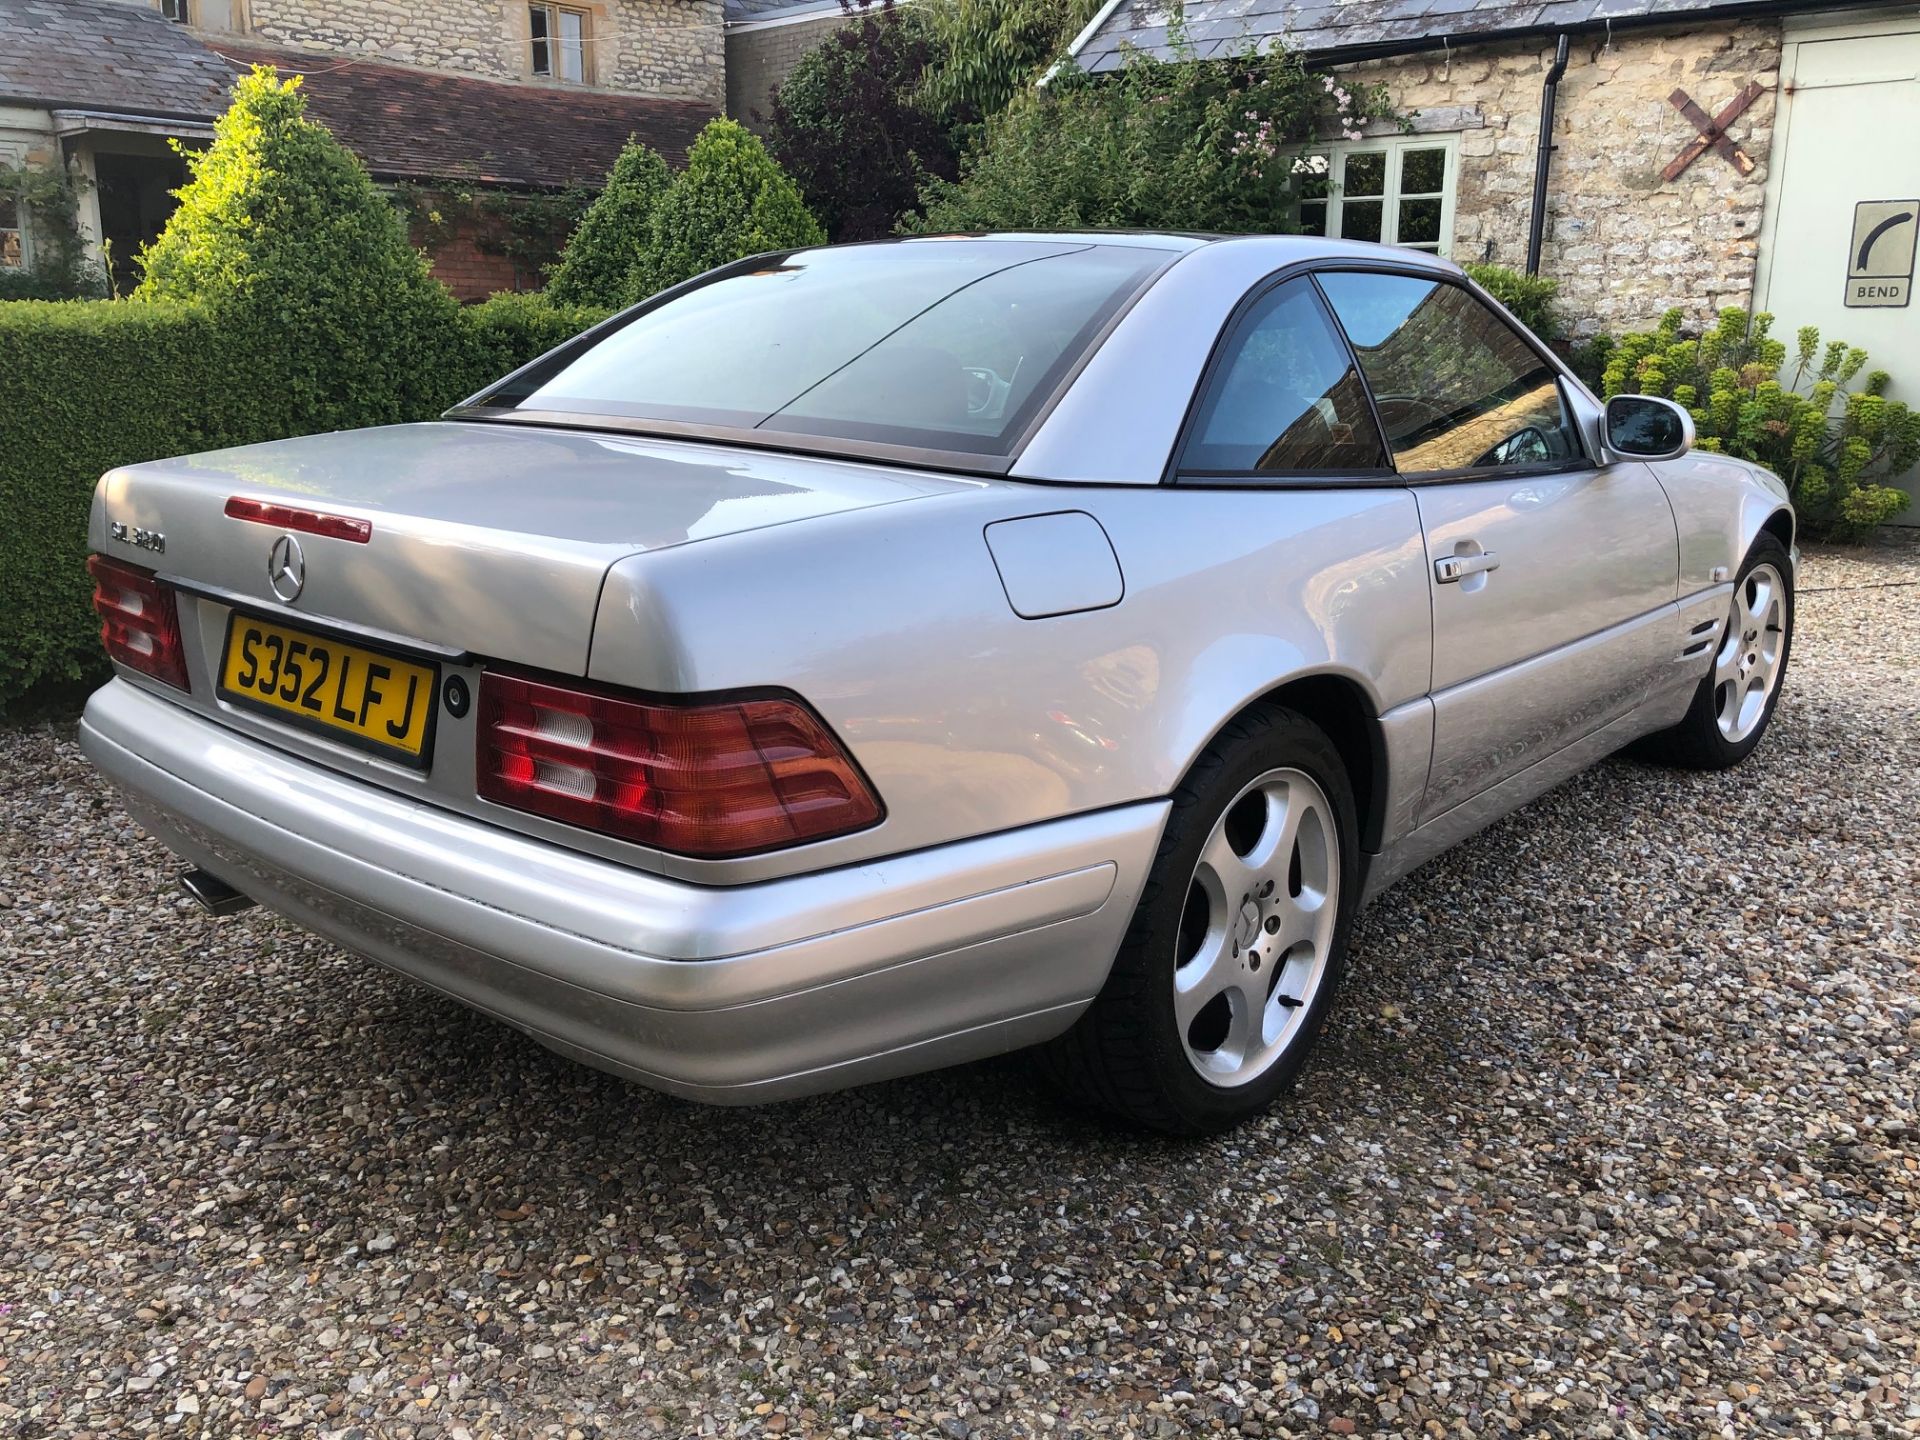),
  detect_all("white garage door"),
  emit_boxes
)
[1756,14,1920,522]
